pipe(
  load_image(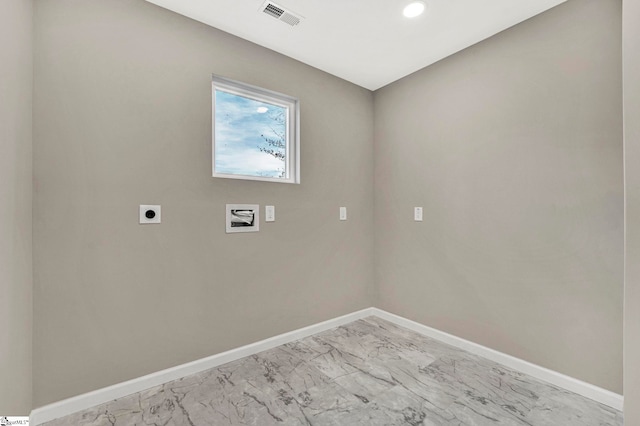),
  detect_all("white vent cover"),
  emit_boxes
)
[259,1,303,27]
